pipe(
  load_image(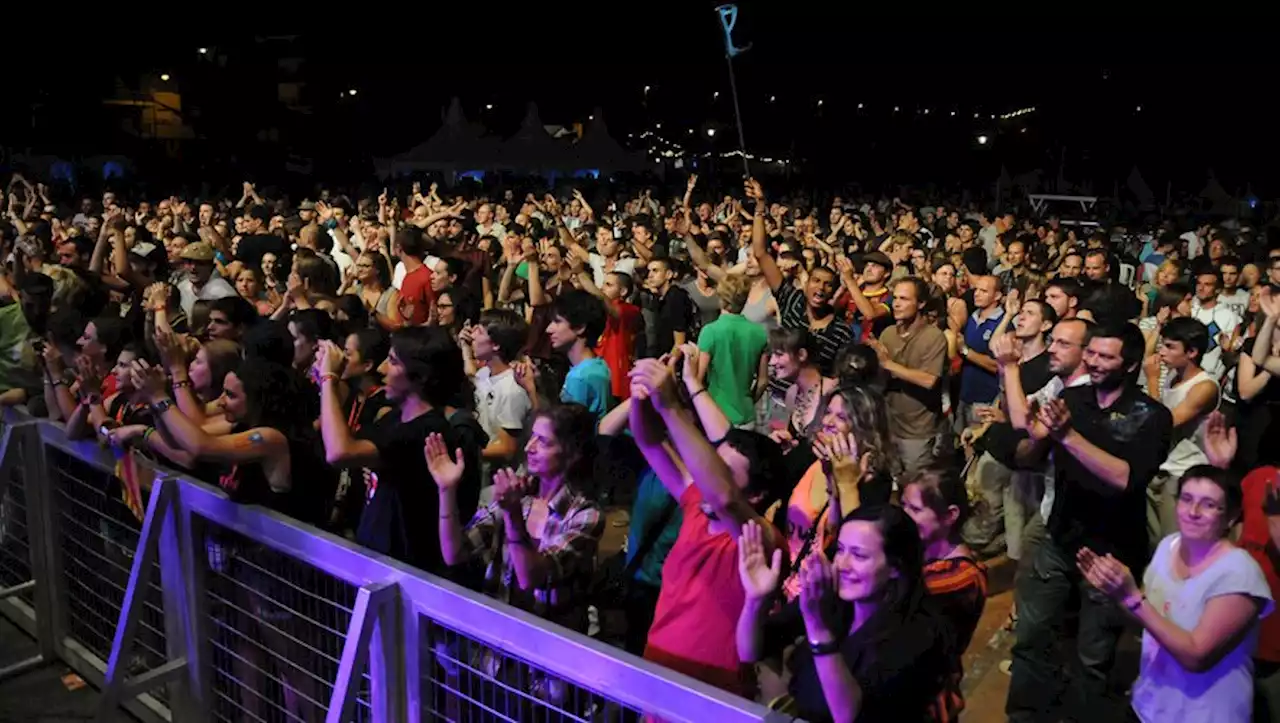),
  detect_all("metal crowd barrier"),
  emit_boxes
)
[0,408,789,723]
